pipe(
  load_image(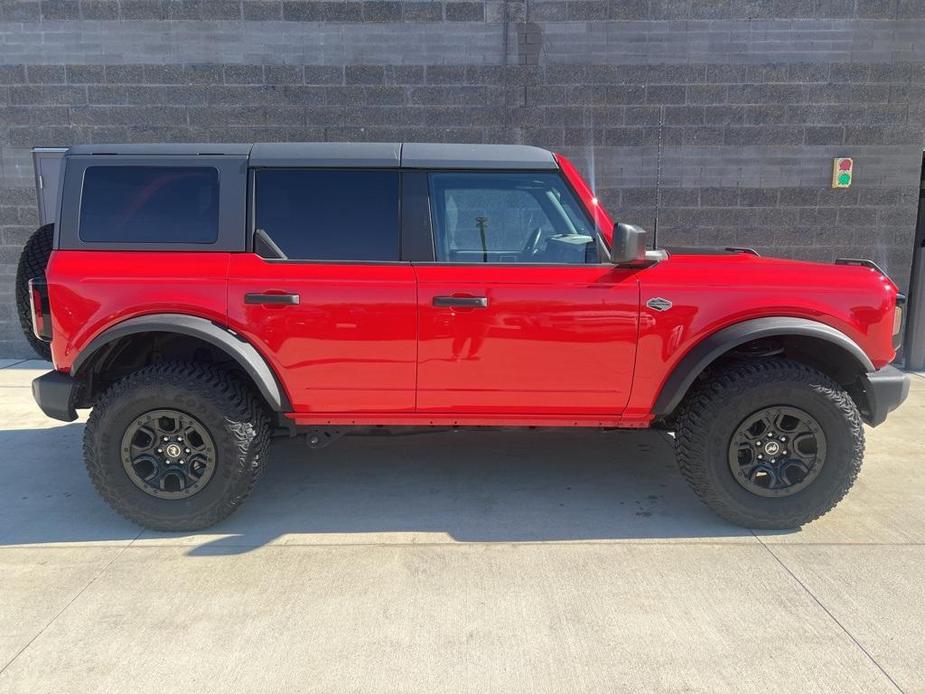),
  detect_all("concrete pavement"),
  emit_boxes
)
[0,359,923,693]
